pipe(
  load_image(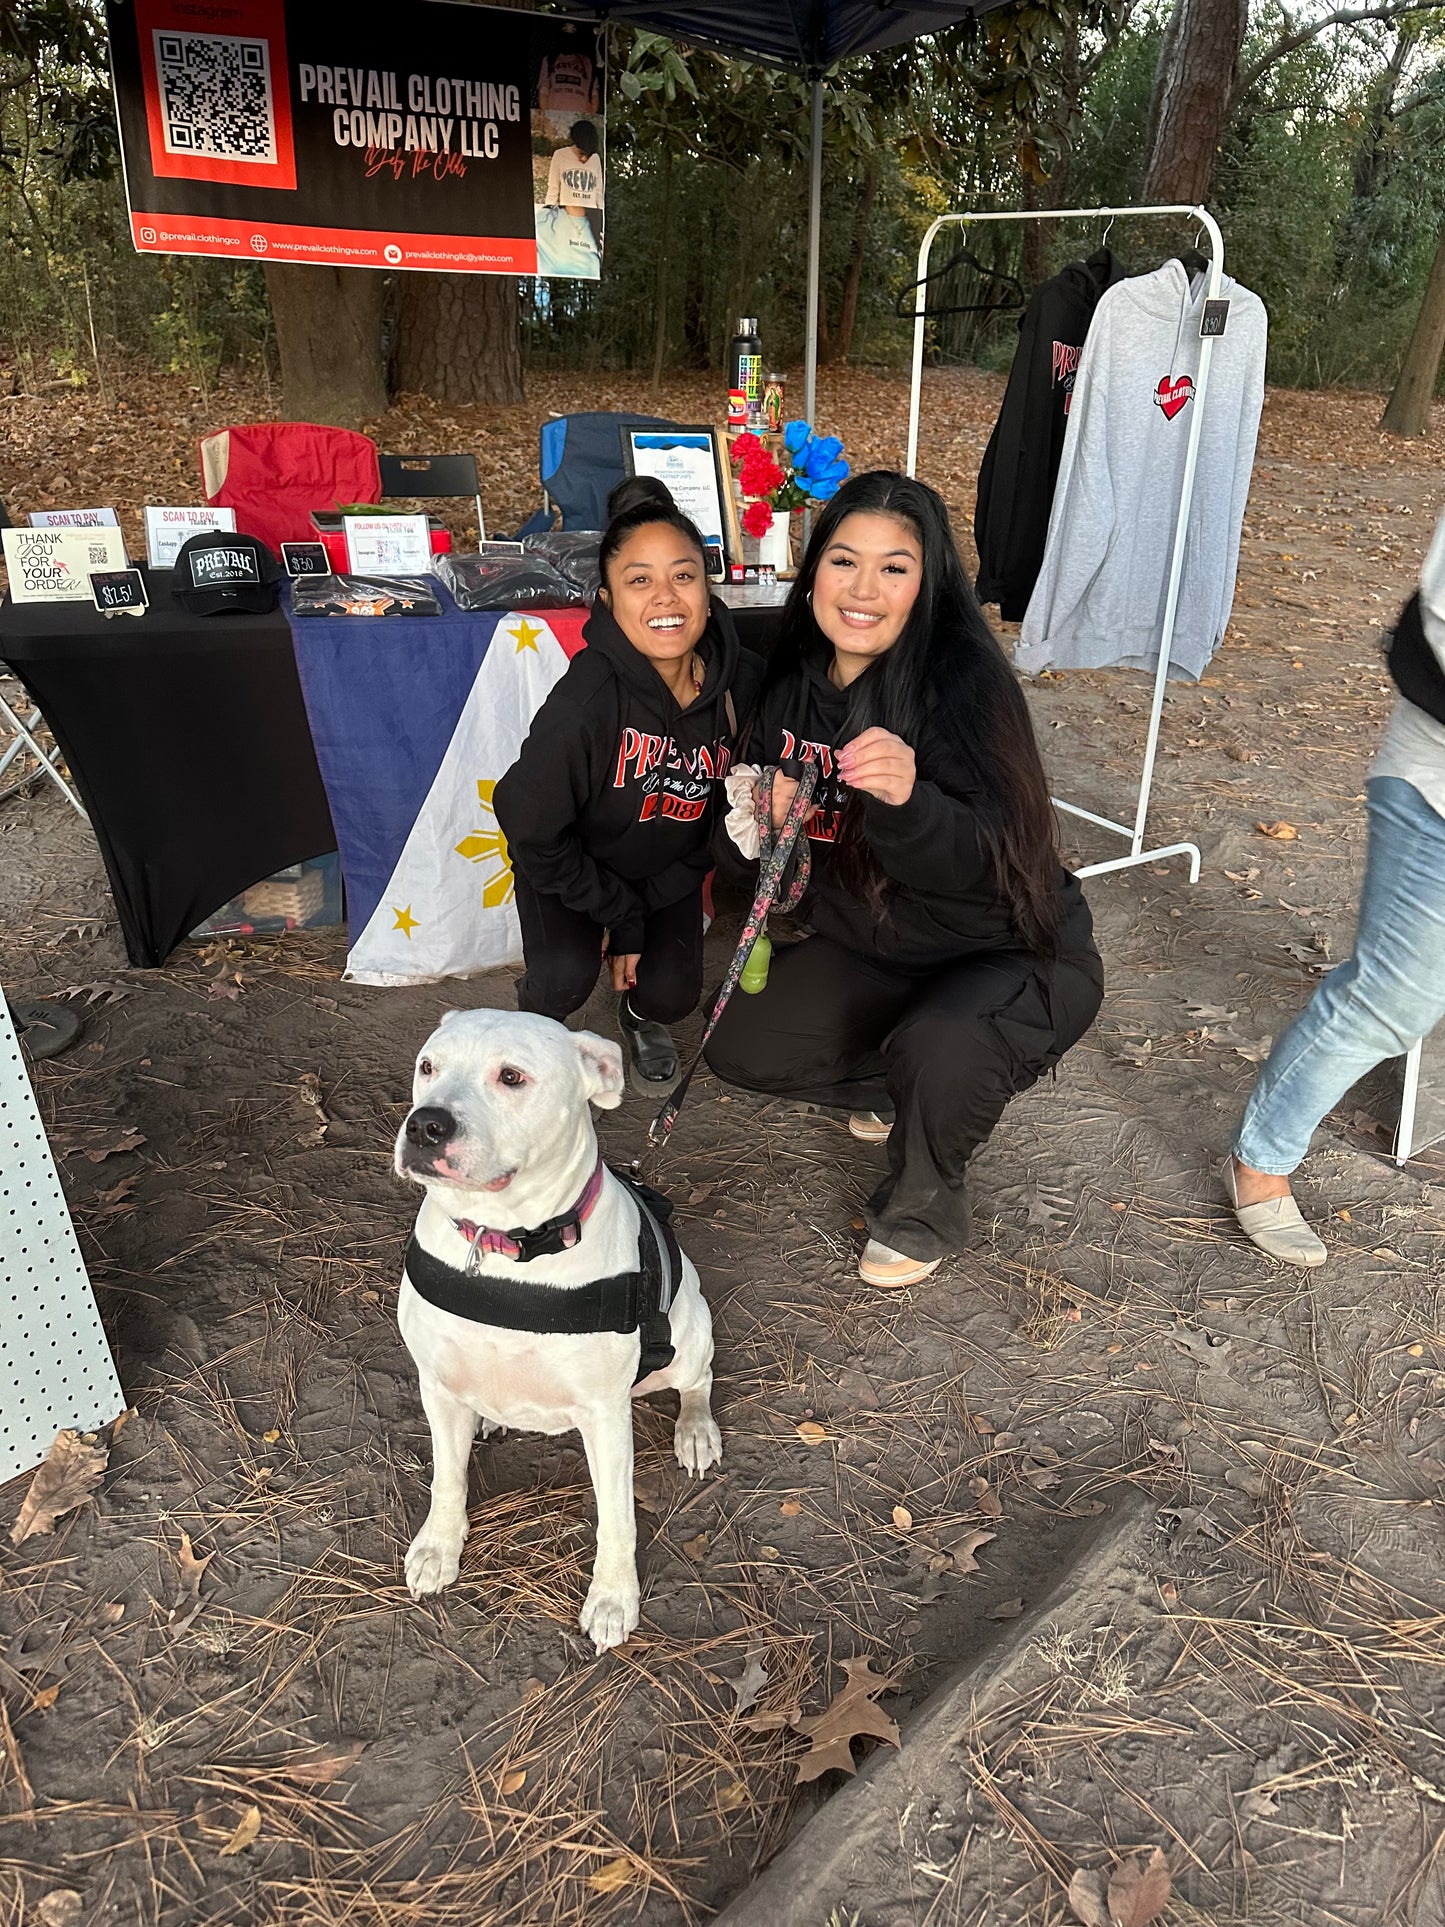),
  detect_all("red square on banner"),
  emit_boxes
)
[136,0,296,190]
